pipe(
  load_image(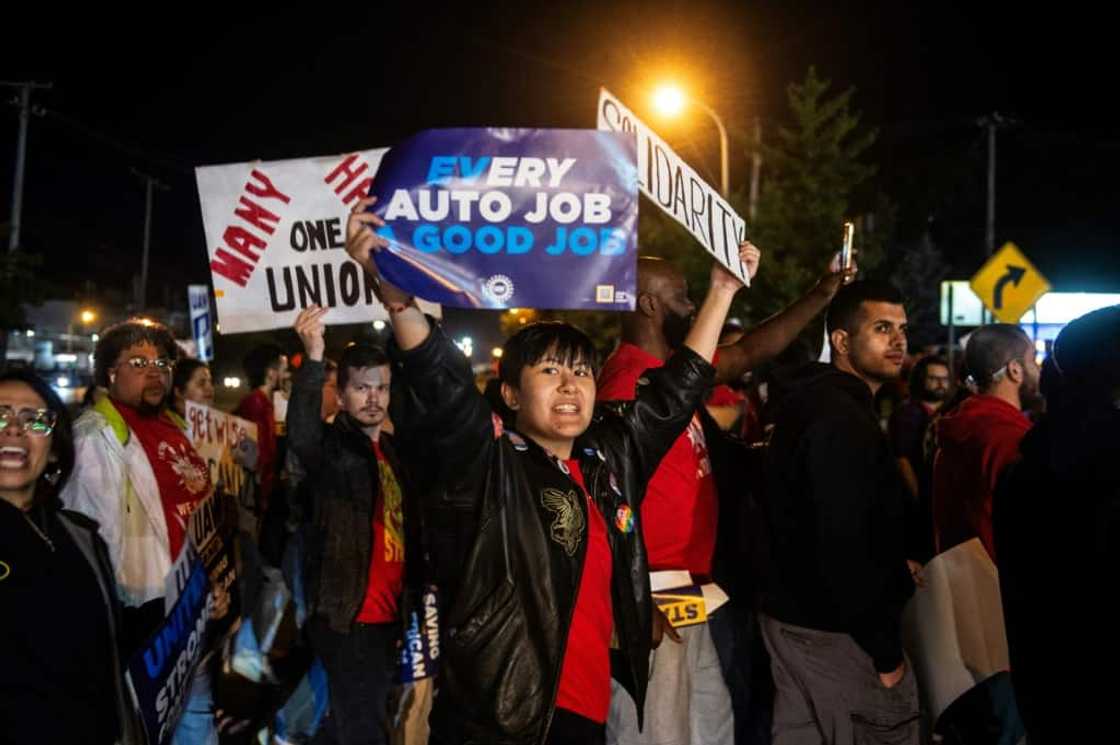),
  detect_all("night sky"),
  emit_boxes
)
[4,1,1117,314]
